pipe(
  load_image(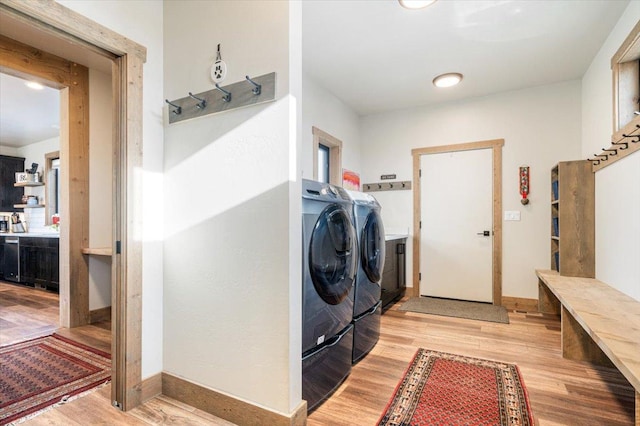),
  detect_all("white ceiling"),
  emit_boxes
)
[0,72,60,148]
[0,11,111,149]
[0,1,629,147]
[302,0,630,116]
